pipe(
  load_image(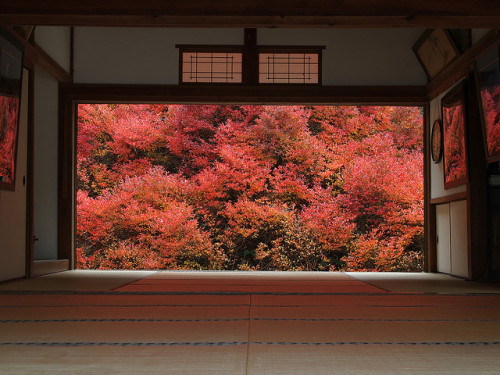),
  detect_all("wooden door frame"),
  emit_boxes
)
[59,83,429,270]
